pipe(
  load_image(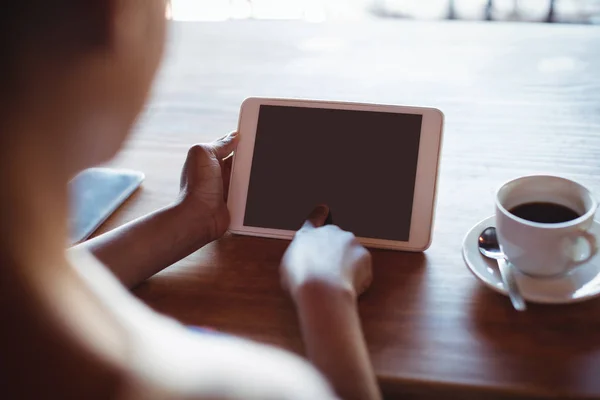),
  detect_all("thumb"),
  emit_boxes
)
[301,205,330,230]
[212,131,240,159]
